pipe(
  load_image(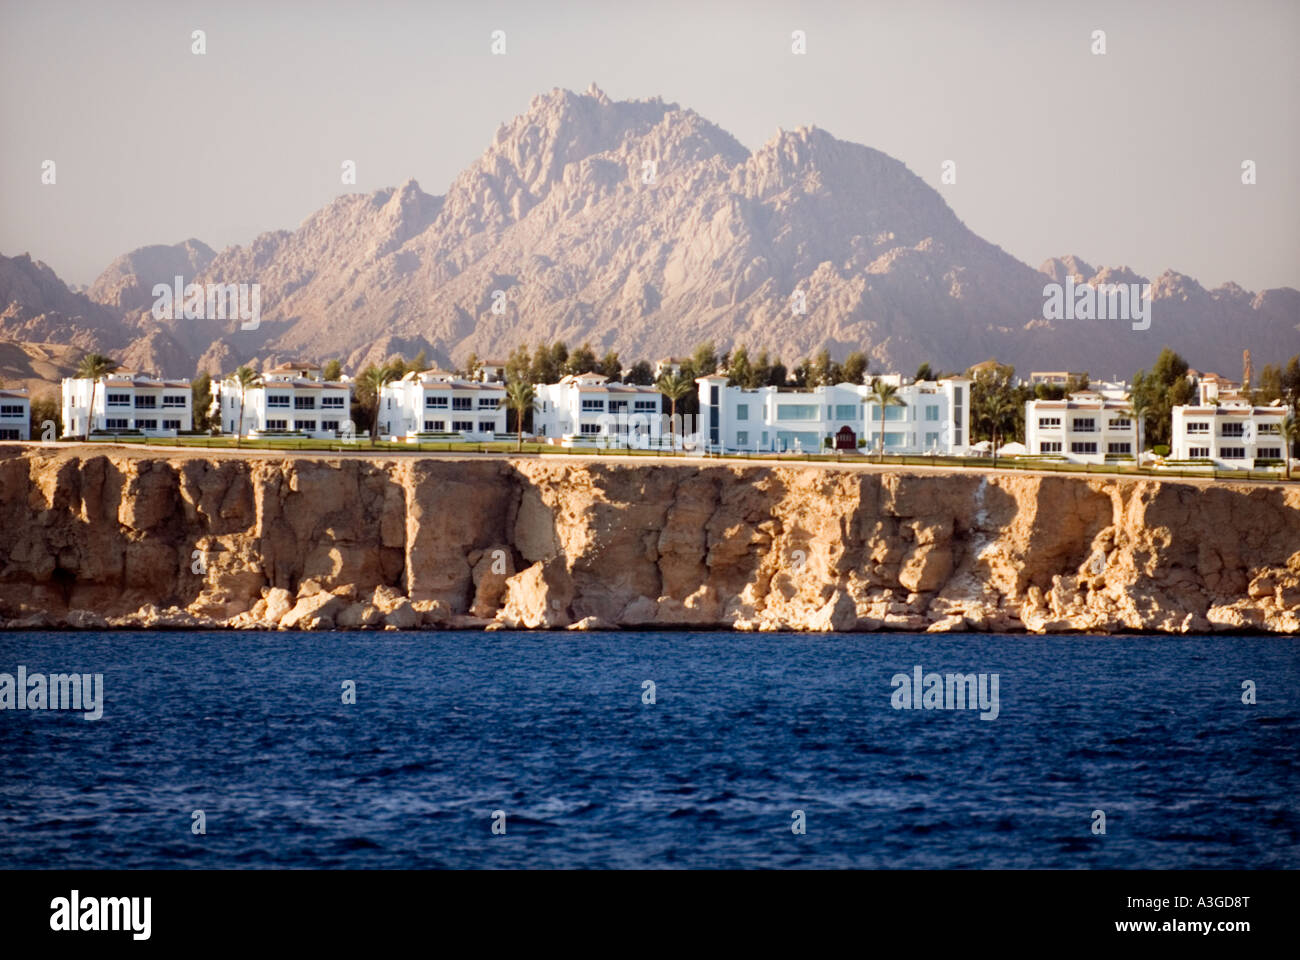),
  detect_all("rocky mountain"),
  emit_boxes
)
[3,85,1297,382]
[0,253,131,354]
[87,238,216,313]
